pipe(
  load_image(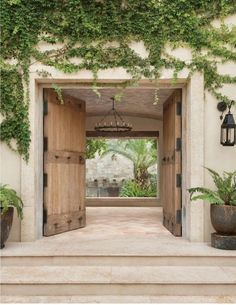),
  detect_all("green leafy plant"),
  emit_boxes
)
[0,68,30,160]
[120,179,157,198]
[188,168,236,206]
[102,139,157,188]
[86,139,107,159]
[0,185,23,219]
